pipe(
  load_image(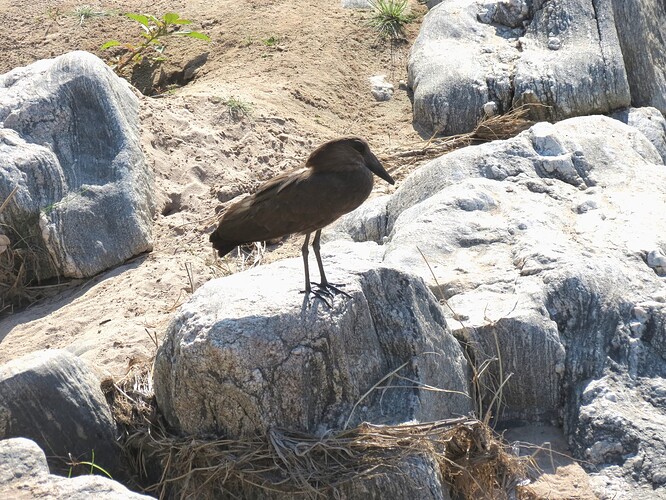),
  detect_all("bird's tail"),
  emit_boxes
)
[209,230,240,257]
